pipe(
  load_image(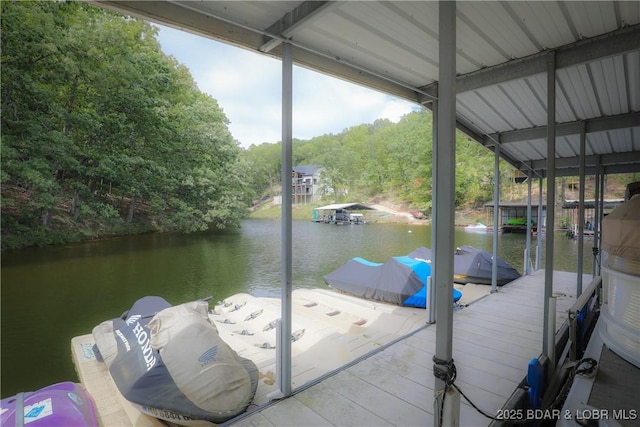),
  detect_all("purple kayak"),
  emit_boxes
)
[0,382,98,427]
